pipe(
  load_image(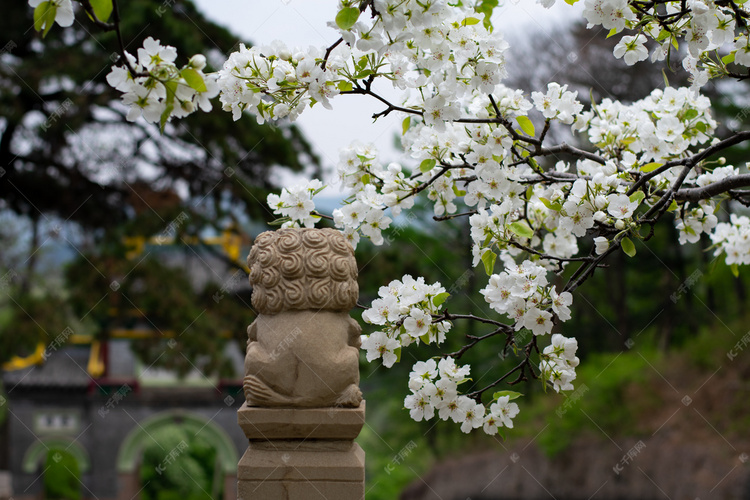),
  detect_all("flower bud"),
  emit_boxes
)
[615,219,625,230]
[593,210,607,222]
[189,54,207,70]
